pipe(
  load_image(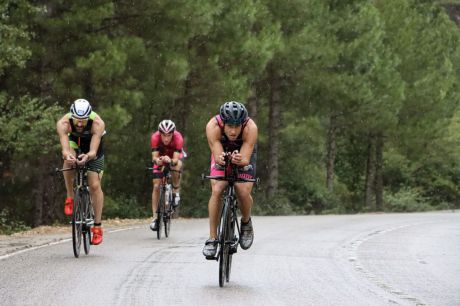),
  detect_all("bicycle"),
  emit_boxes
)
[56,154,95,258]
[202,155,258,287]
[147,163,178,240]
